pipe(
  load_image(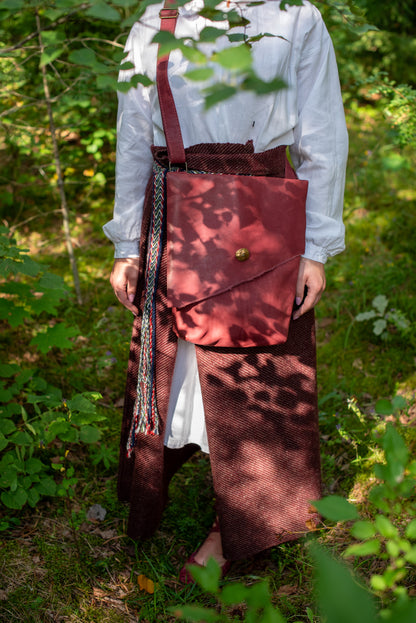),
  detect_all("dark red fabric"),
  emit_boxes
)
[117,143,321,560]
